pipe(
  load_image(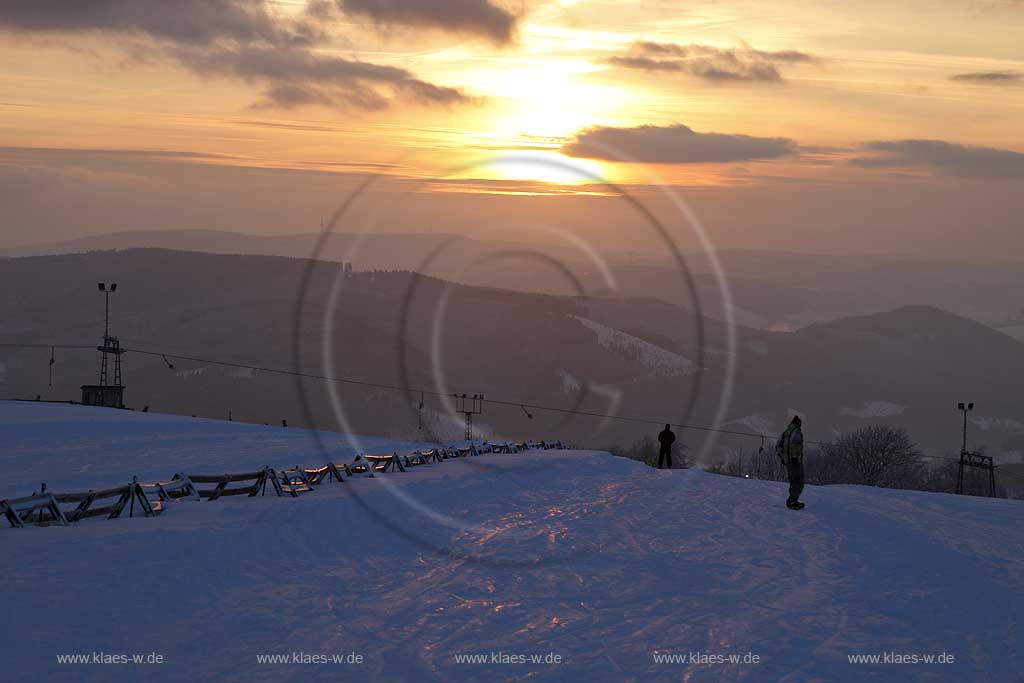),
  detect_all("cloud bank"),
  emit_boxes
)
[950,71,1022,85]
[562,124,798,163]
[852,140,1024,177]
[340,0,516,45]
[606,41,815,83]
[0,0,473,110]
